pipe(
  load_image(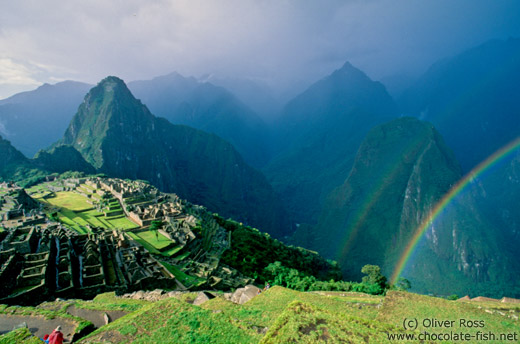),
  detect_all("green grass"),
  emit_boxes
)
[43,191,93,211]
[242,286,382,327]
[160,261,205,287]
[0,327,42,344]
[136,230,173,250]
[94,216,114,229]
[106,215,139,230]
[127,232,160,254]
[41,192,140,233]
[60,208,91,226]
[161,245,183,257]
[74,292,150,312]
[174,250,191,260]
[78,297,259,344]
[0,303,94,340]
[260,300,401,344]
[57,212,88,233]
[79,183,96,191]
[7,286,515,344]
[377,291,520,343]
